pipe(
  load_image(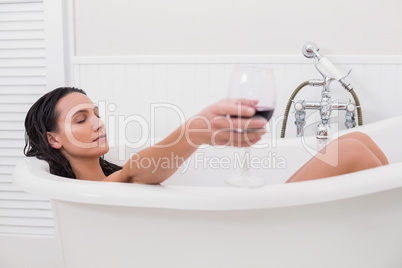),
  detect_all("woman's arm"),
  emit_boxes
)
[107,99,268,184]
